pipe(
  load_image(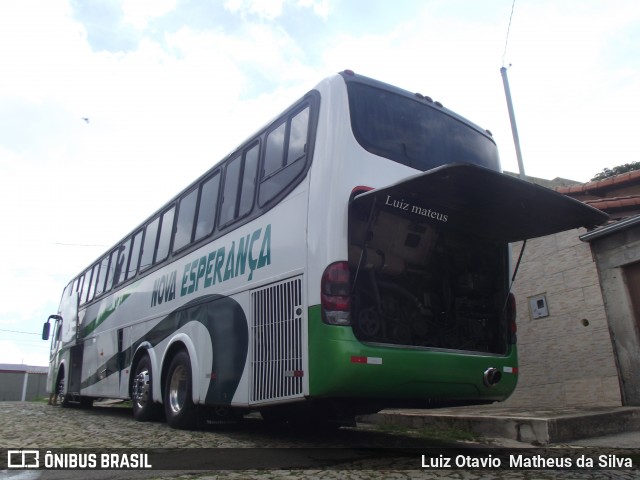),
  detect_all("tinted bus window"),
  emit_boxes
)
[263,122,286,177]
[195,172,220,241]
[174,189,198,252]
[140,218,159,271]
[78,272,87,305]
[155,207,175,263]
[220,155,242,226]
[287,107,309,165]
[105,248,119,293]
[86,264,99,302]
[347,82,500,171]
[259,104,310,206]
[239,144,259,217]
[127,230,143,279]
[114,241,131,286]
[95,255,110,297]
